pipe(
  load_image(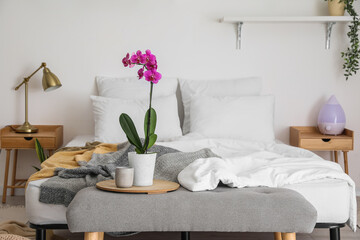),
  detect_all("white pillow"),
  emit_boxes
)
[91,95,182,143]
[189,95,274,142]
[179,77,262,134]
[96,76,178,99]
